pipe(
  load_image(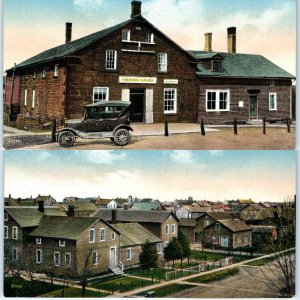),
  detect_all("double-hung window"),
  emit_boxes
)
[24,89,27,106]
[164,88,177,114]
[54,252,60,266]
[12,226,18,240]
[4,226,8,239]
[106,50,117,70]
[171,224,176,234]
[54,64,59,77]
[65,253,71,267]
[269,93,277,110]
[92,251,98,265]
[89,228,95,243]
[36,249,43,264]
[32,90,36,108]
[126,248,132,260]
[42,68,46,78]
[146,33,154,43]
[206,90,230,112]
[158,53,167,72]
[93,87,109,103]
[165,224,170,235]
[100,228,106,242]
[122,29,130,41]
